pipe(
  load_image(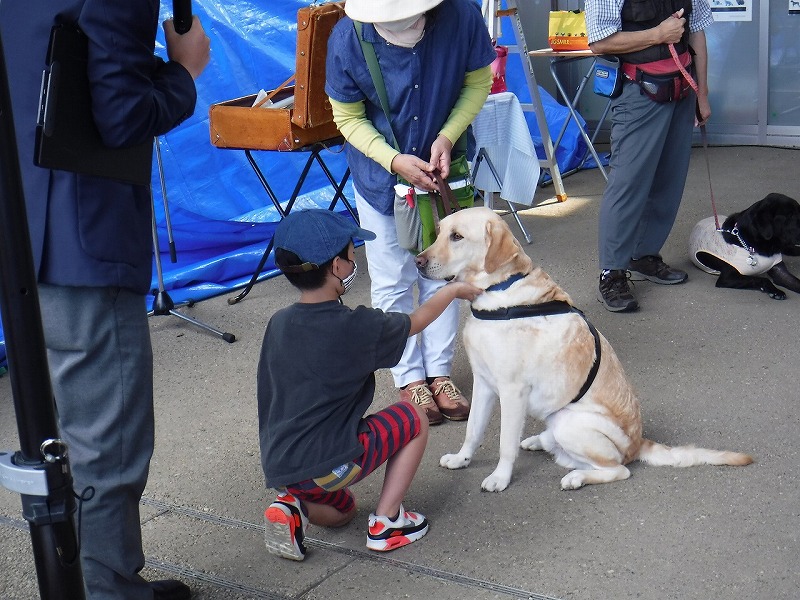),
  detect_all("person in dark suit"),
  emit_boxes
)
[0,1,209,598]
